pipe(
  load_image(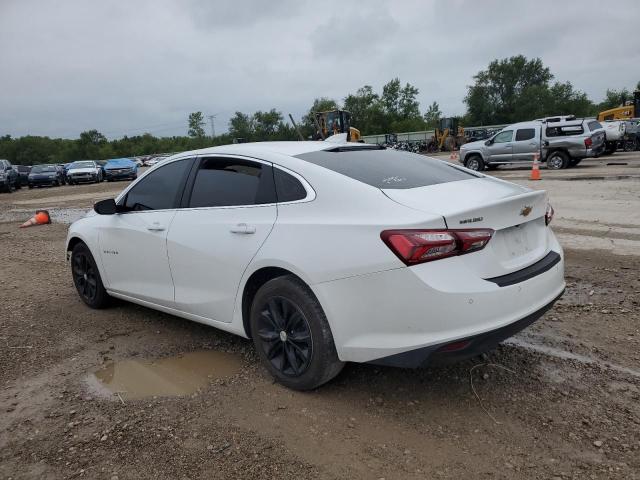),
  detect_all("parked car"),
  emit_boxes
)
[0,159,21,192]
[96,160,107,181]
[601,120,639,153]
[67,160,103,184]
[459,118,605,171]
[463,128,491,143]
[67,141,565,390]
[28,164,64,188]
[103,158,138,182]
[14,165,31,186]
